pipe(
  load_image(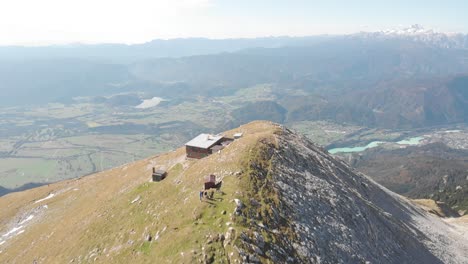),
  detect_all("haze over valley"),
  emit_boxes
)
[2,26,468,195]
[0,1,468,262]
